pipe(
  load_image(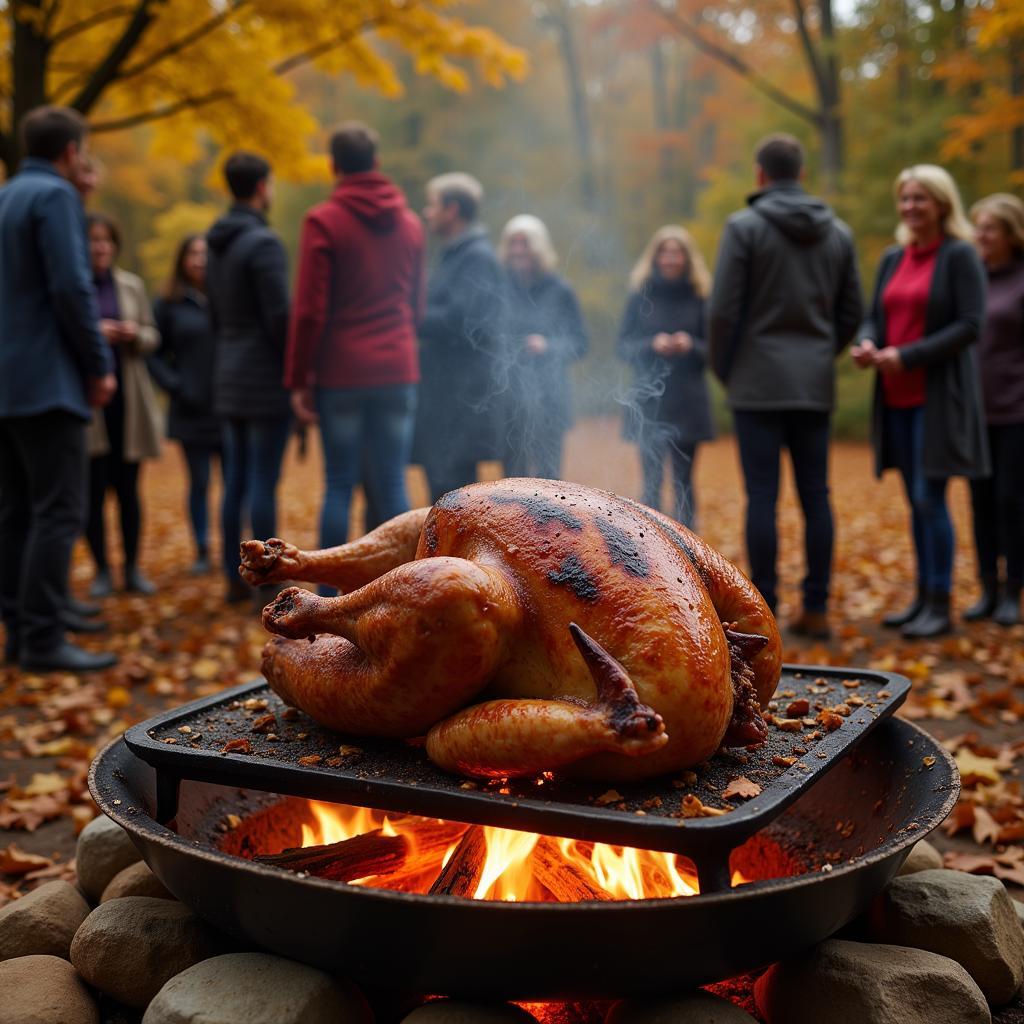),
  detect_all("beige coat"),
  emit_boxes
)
[87,268,164,462]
